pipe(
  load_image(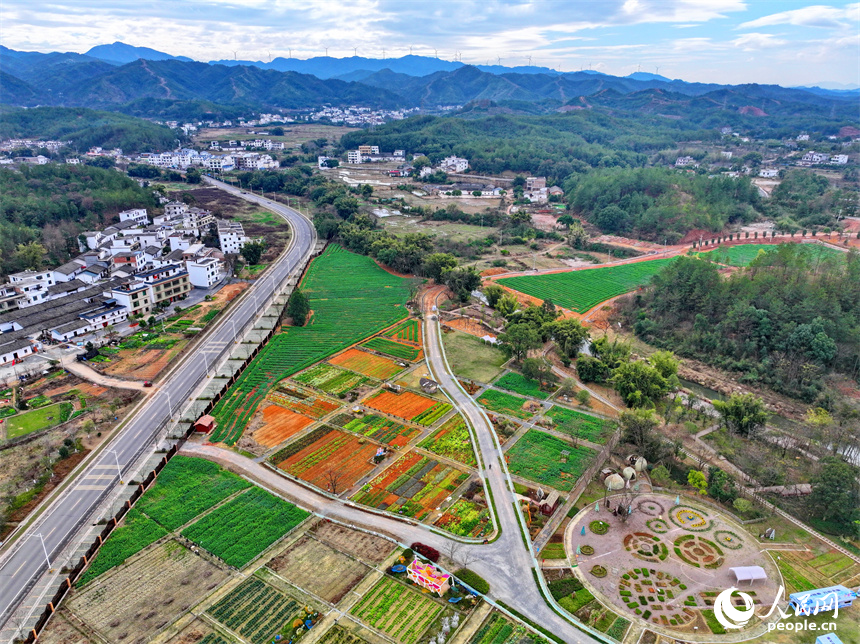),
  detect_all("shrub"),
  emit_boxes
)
[455,568,490,594]
[410,542,440,562]
[548,577,583,600]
